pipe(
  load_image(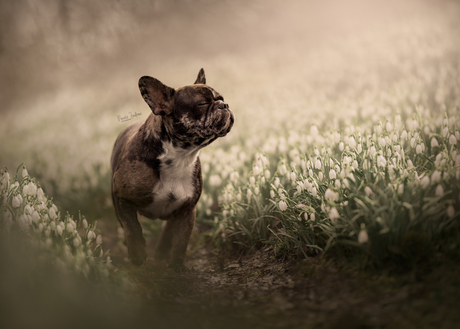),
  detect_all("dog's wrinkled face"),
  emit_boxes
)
[170,85,234,146]
[139,69,234,148]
